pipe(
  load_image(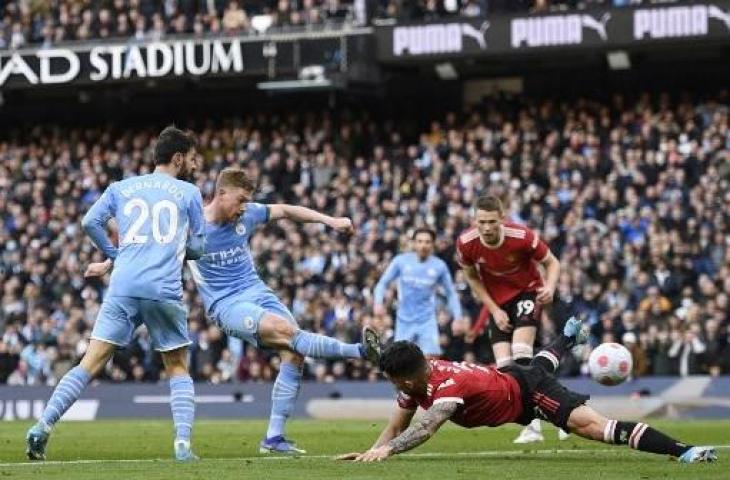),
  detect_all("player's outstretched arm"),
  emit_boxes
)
[337,405,415,461]
[267,204,354,234]
[372,406,416,448]
[349,401,458,462]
